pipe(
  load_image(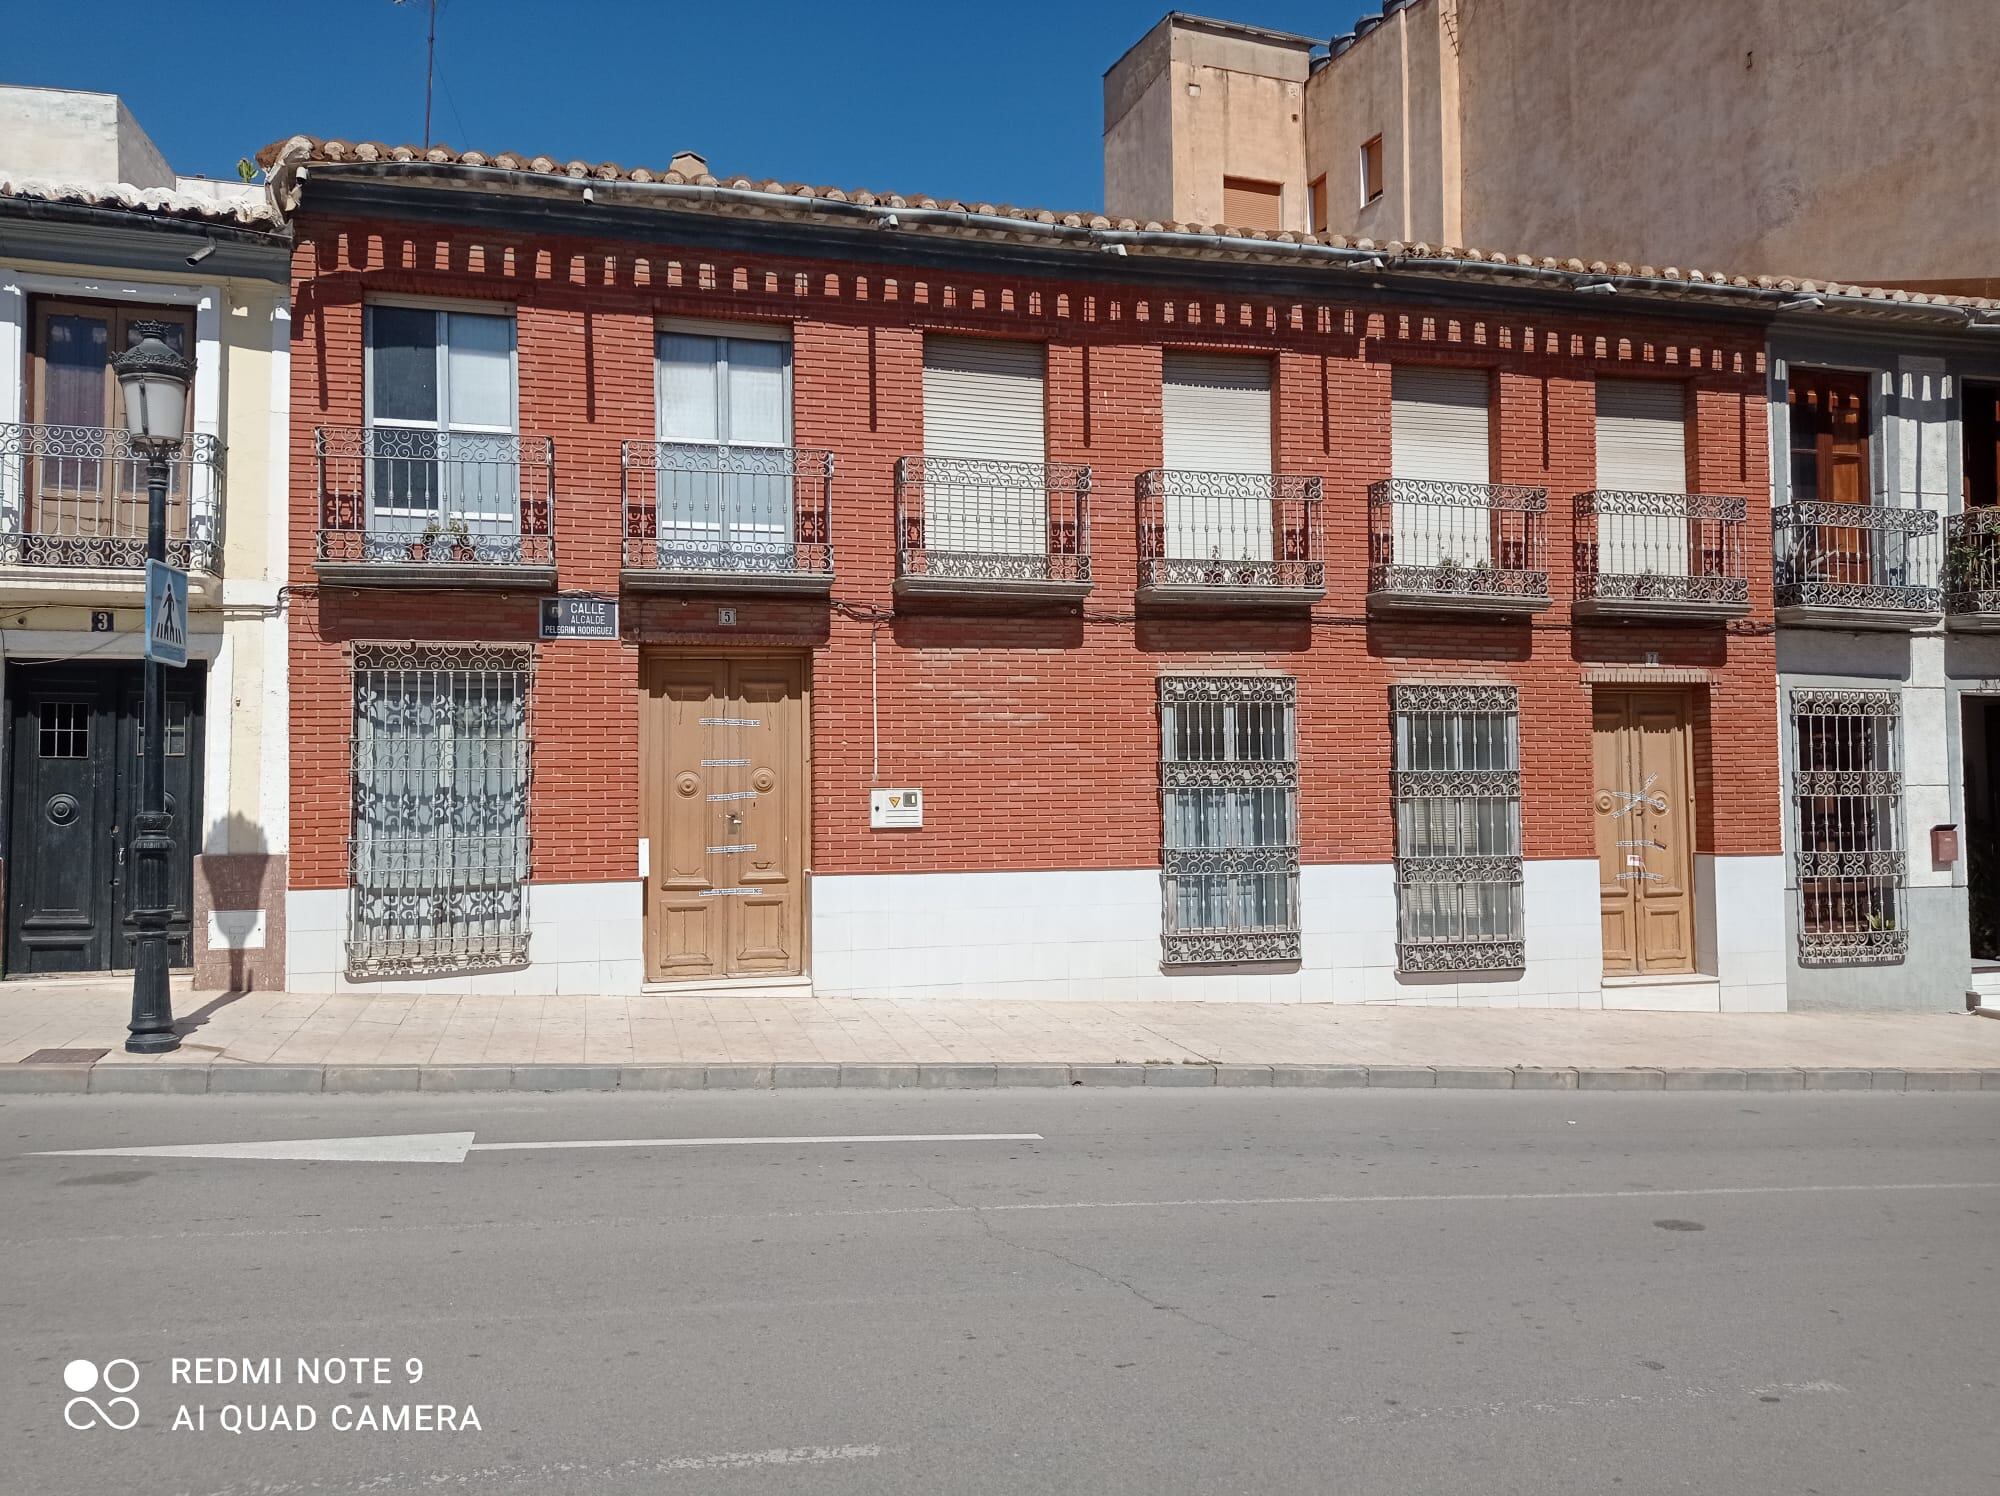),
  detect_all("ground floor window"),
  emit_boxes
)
[1159,675,1299,965]
[1791,688,1905,965]
[348,644,532,976]
[1392,683,1525,972]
